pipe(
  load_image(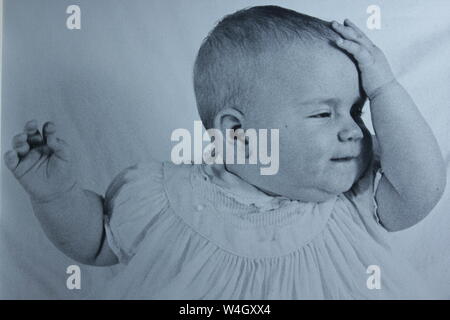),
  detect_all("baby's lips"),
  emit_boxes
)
[331,153,360,160]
